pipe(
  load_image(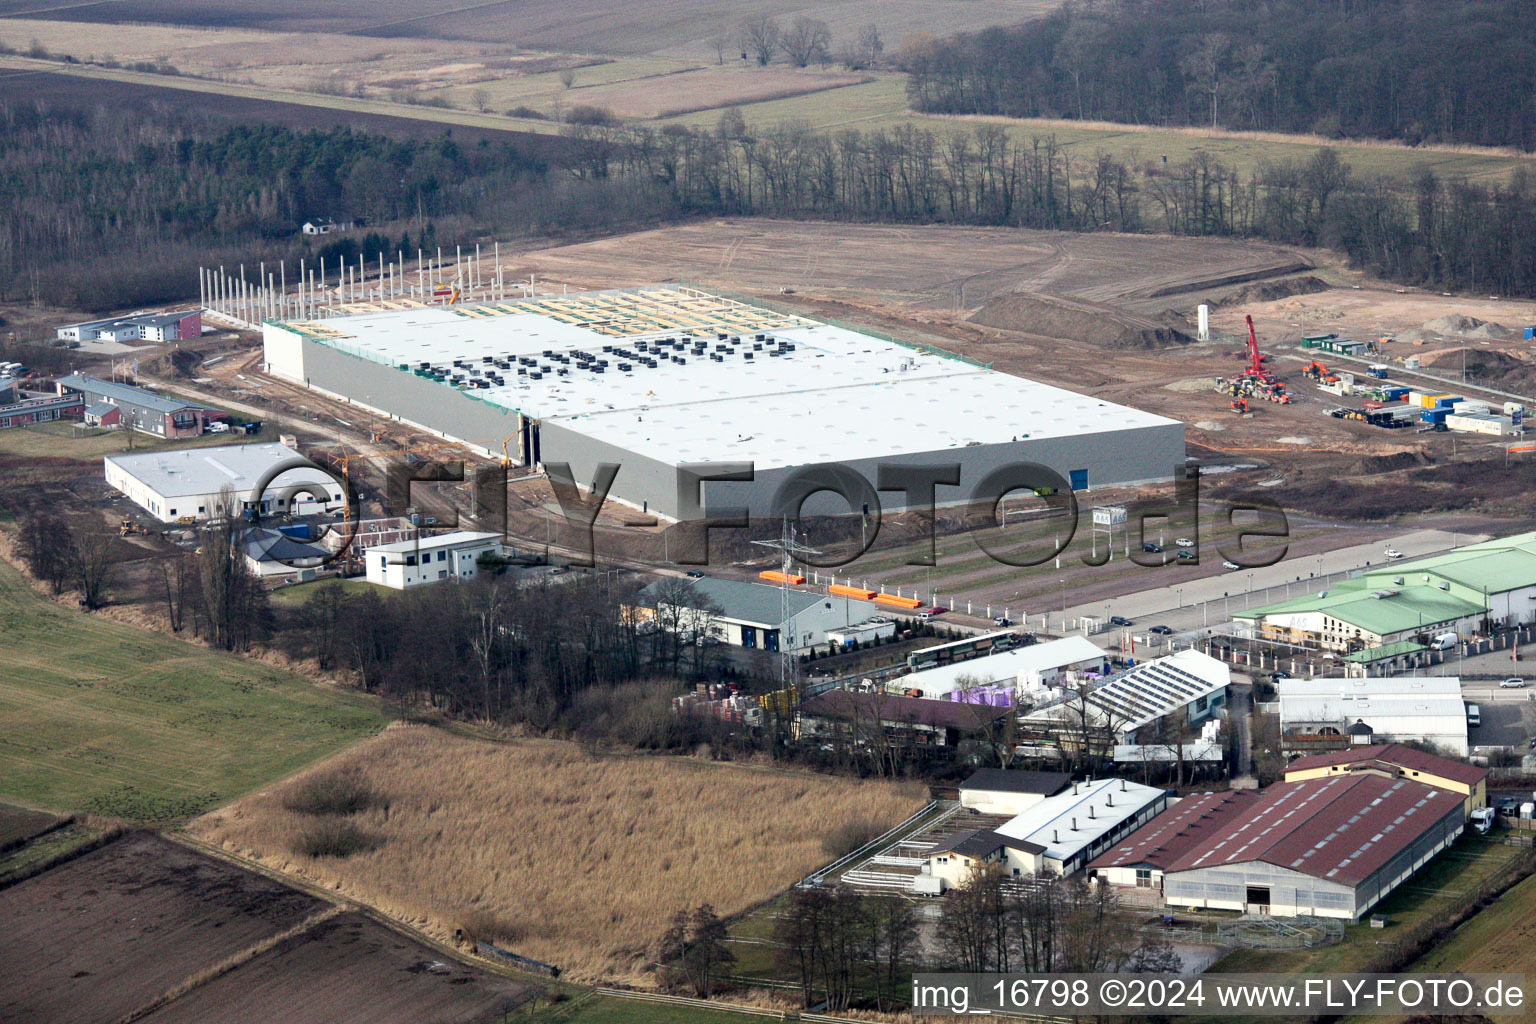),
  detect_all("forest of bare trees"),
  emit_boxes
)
[902,0,1536,150]
[9,93,1536,315]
